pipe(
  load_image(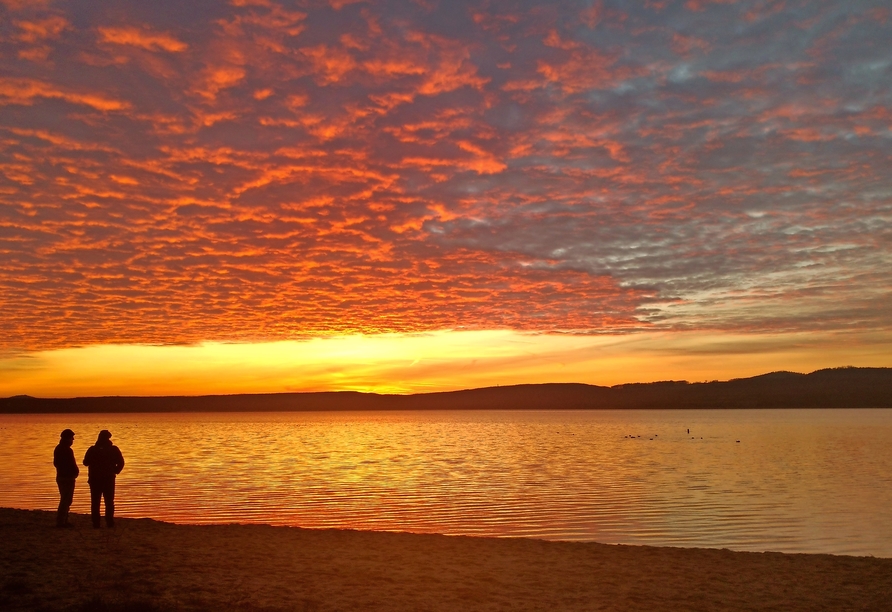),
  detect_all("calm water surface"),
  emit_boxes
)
[1,409,890,557]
